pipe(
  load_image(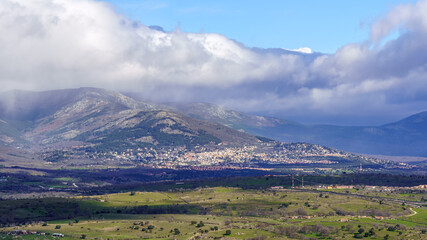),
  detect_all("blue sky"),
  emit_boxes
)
[103,0,417,53]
